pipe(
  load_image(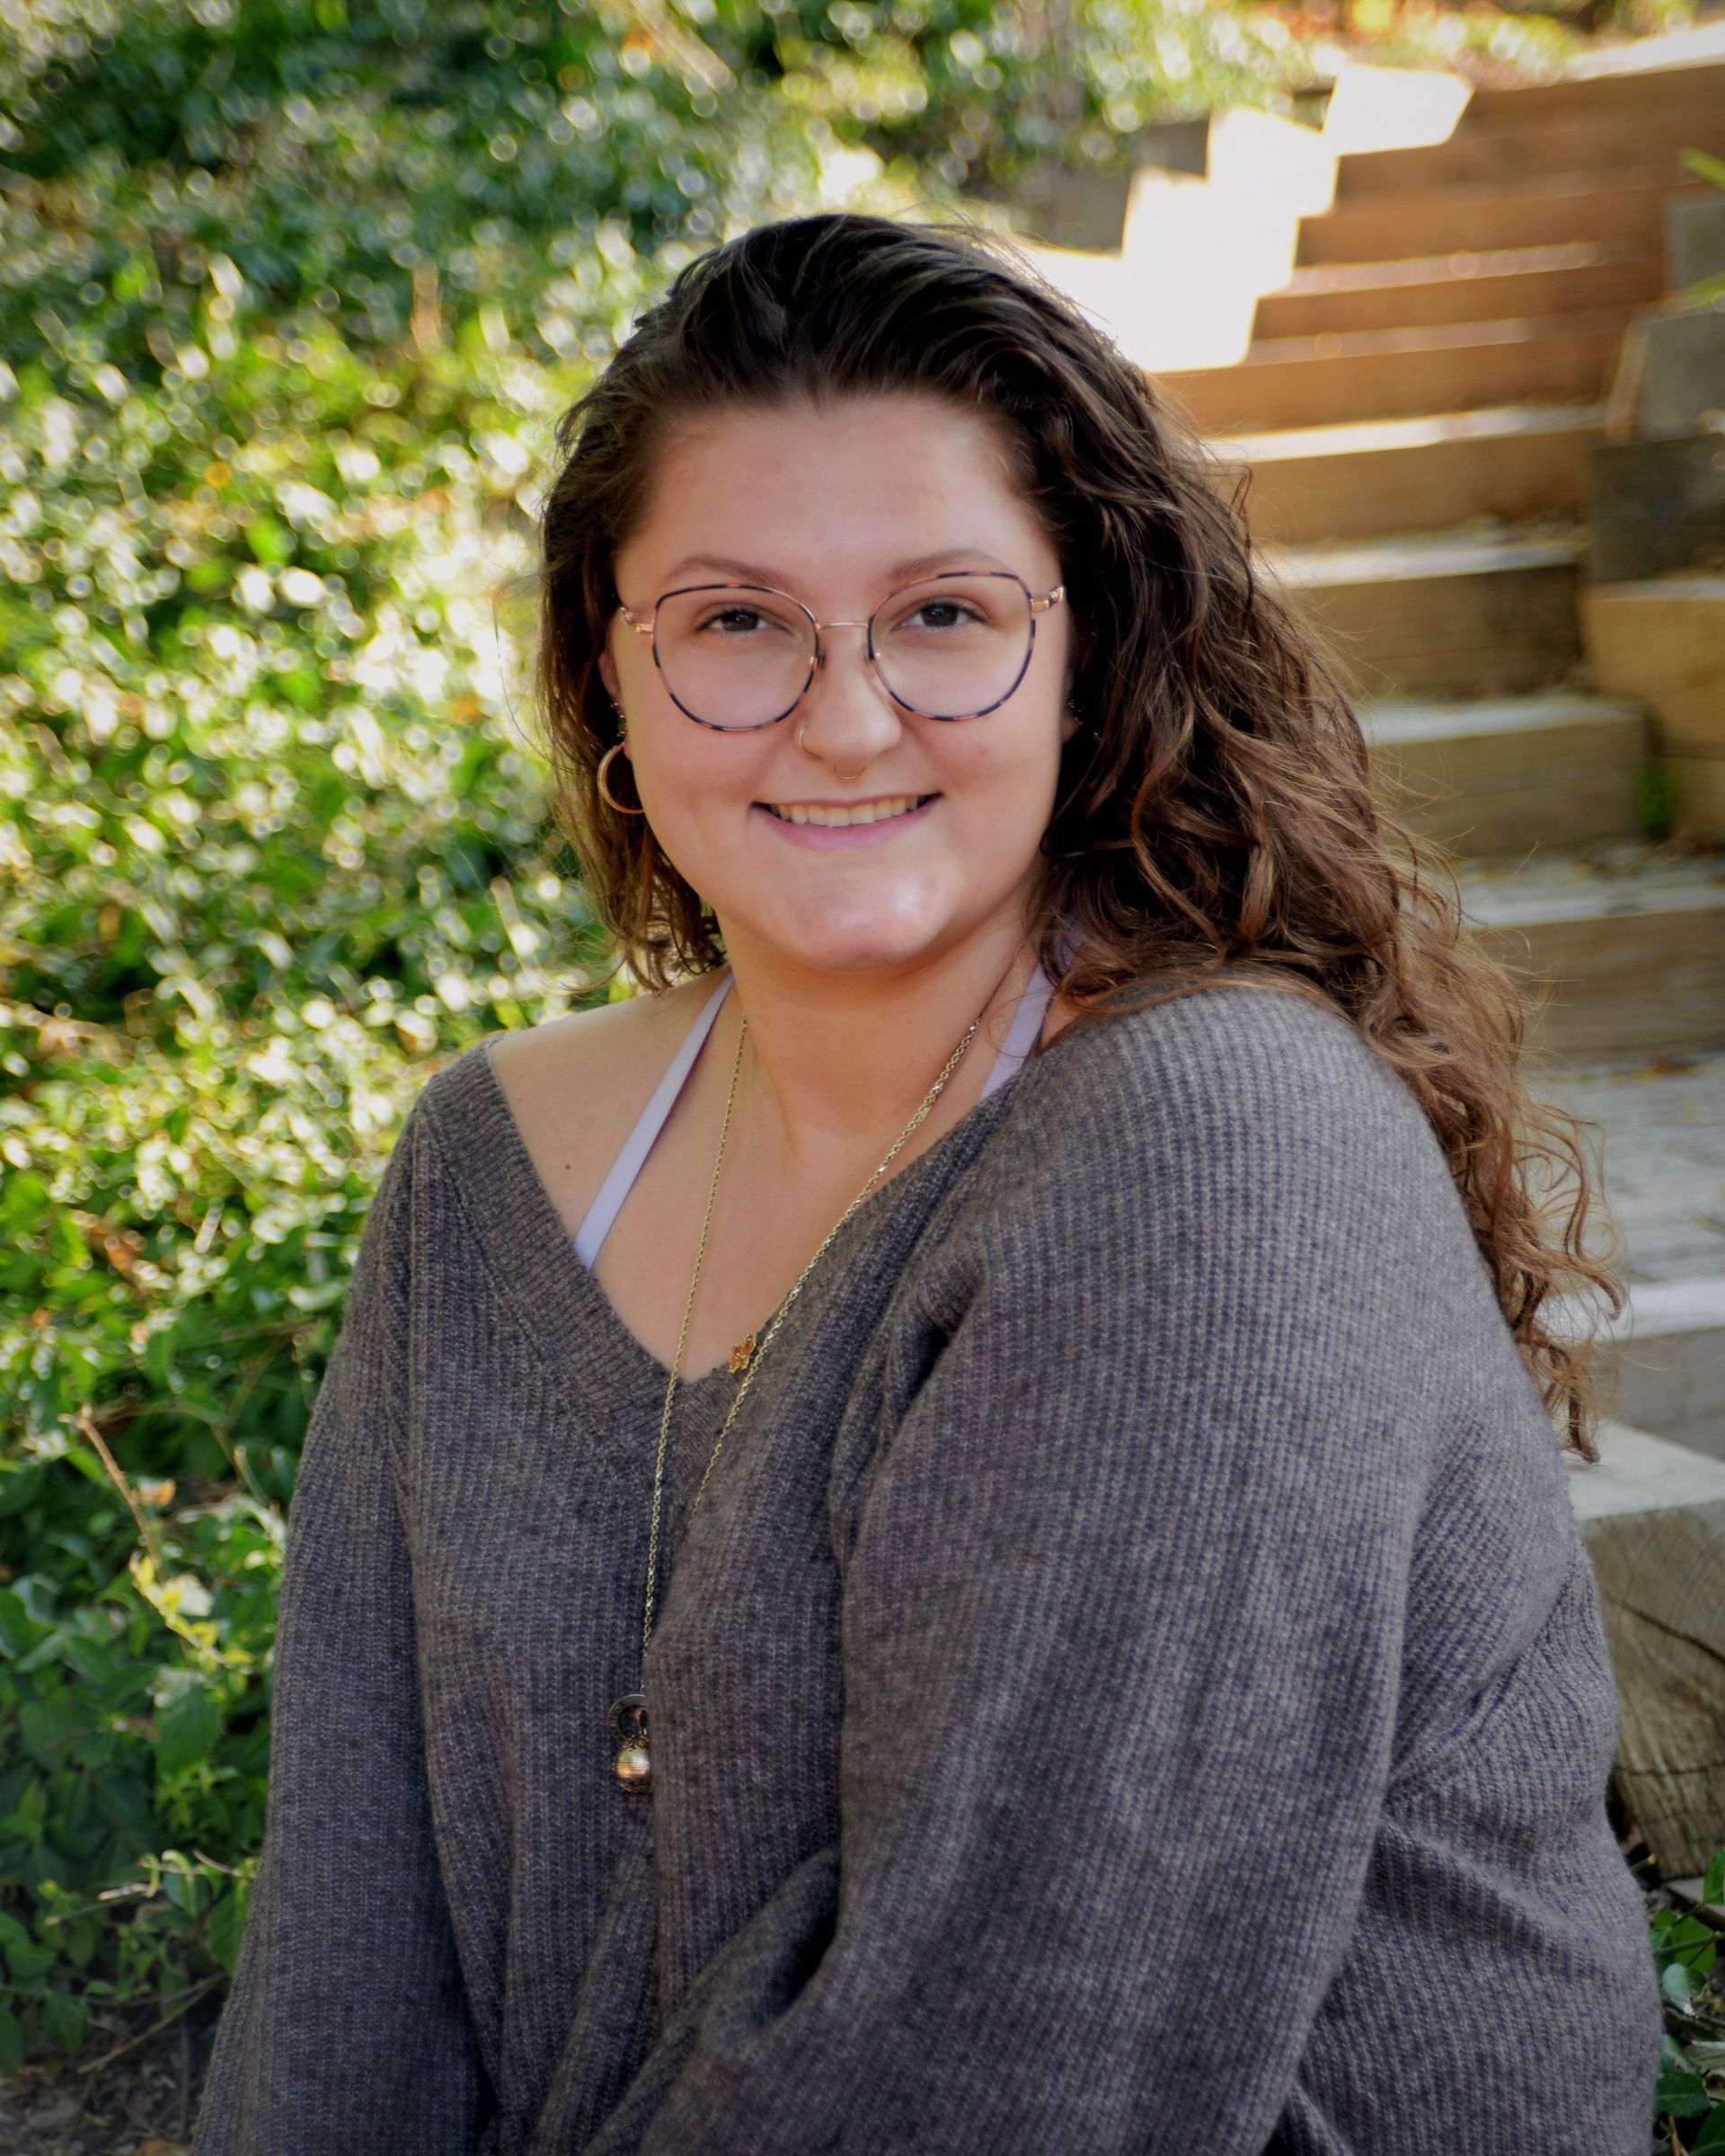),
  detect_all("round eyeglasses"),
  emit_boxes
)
[615,570,1066,731]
